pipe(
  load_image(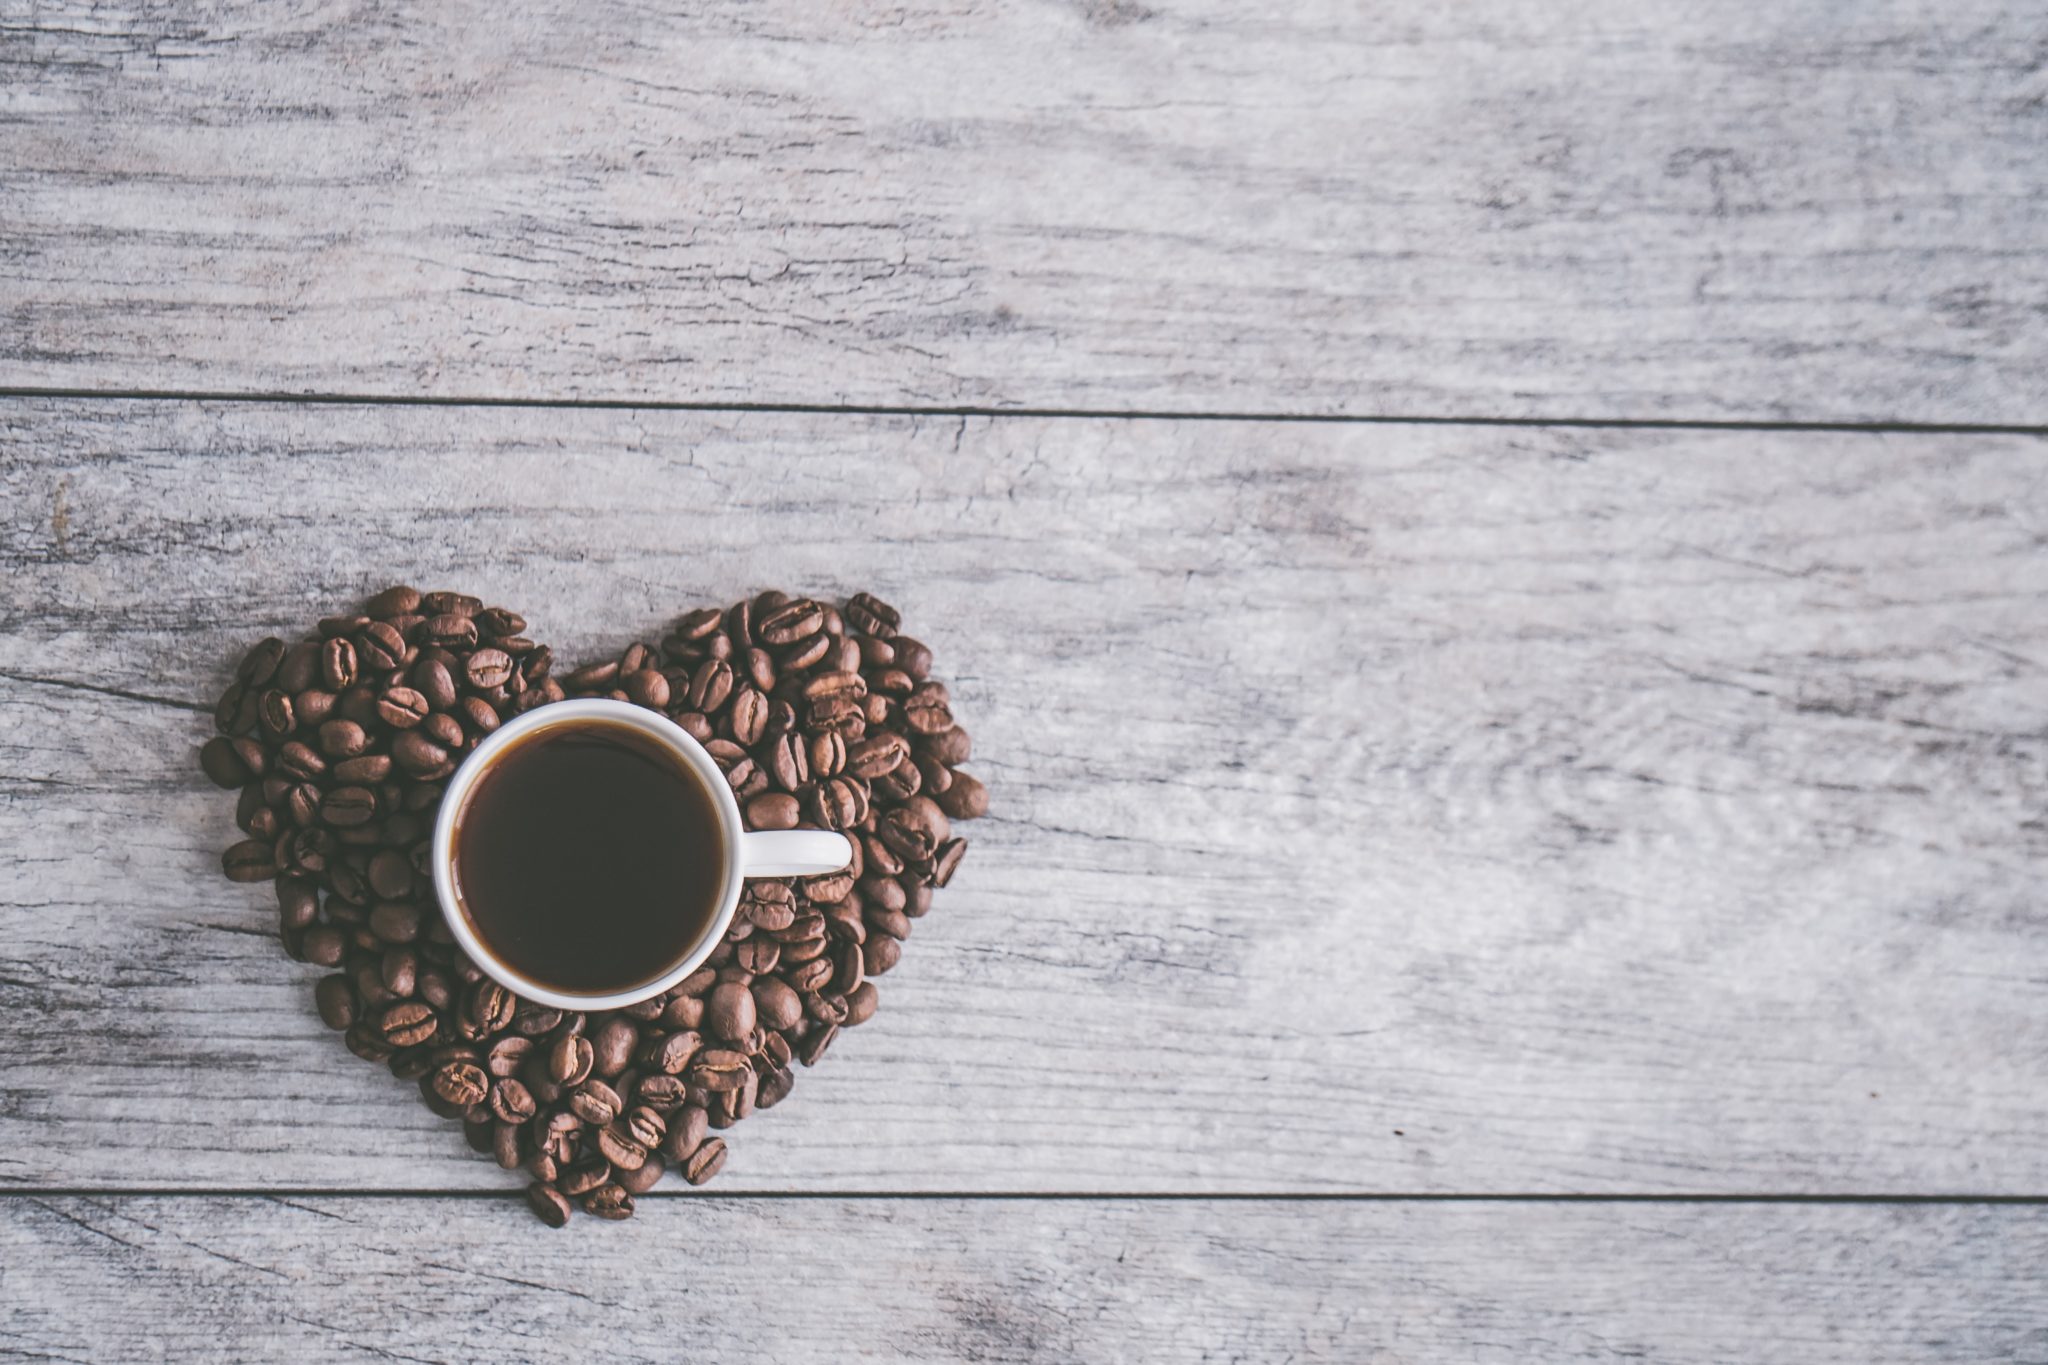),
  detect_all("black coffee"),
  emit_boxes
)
[452,720,725,993]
